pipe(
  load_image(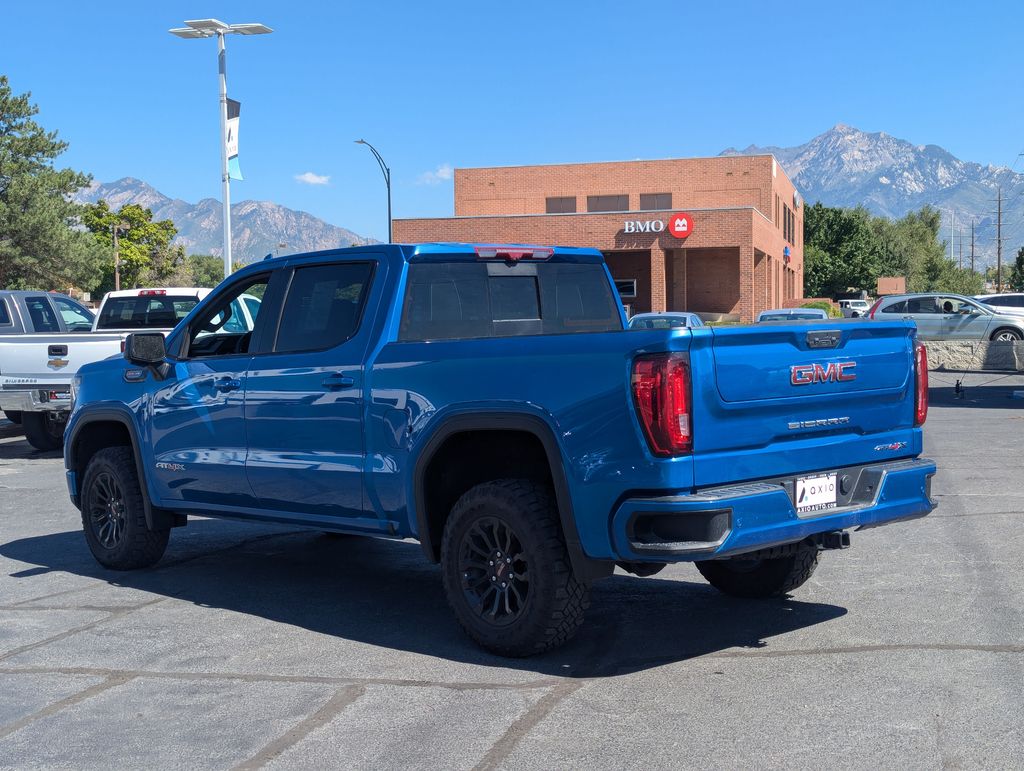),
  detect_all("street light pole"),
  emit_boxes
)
[169,19,273,279]
[355,139,392,243]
